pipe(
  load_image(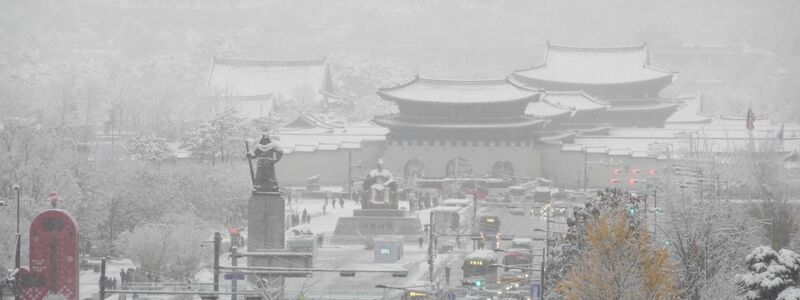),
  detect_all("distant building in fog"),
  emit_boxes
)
[512,41,680,127]
[205,57,339,119]
[267,42,797,190]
